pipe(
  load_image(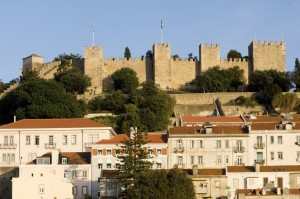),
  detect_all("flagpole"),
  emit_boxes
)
[92,20,95,47]
[160,20,163,44]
